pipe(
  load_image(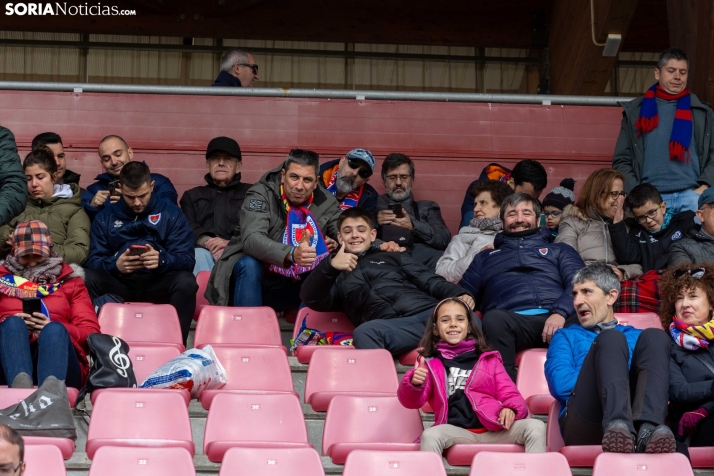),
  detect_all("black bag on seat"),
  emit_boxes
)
[75,333,137,408]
